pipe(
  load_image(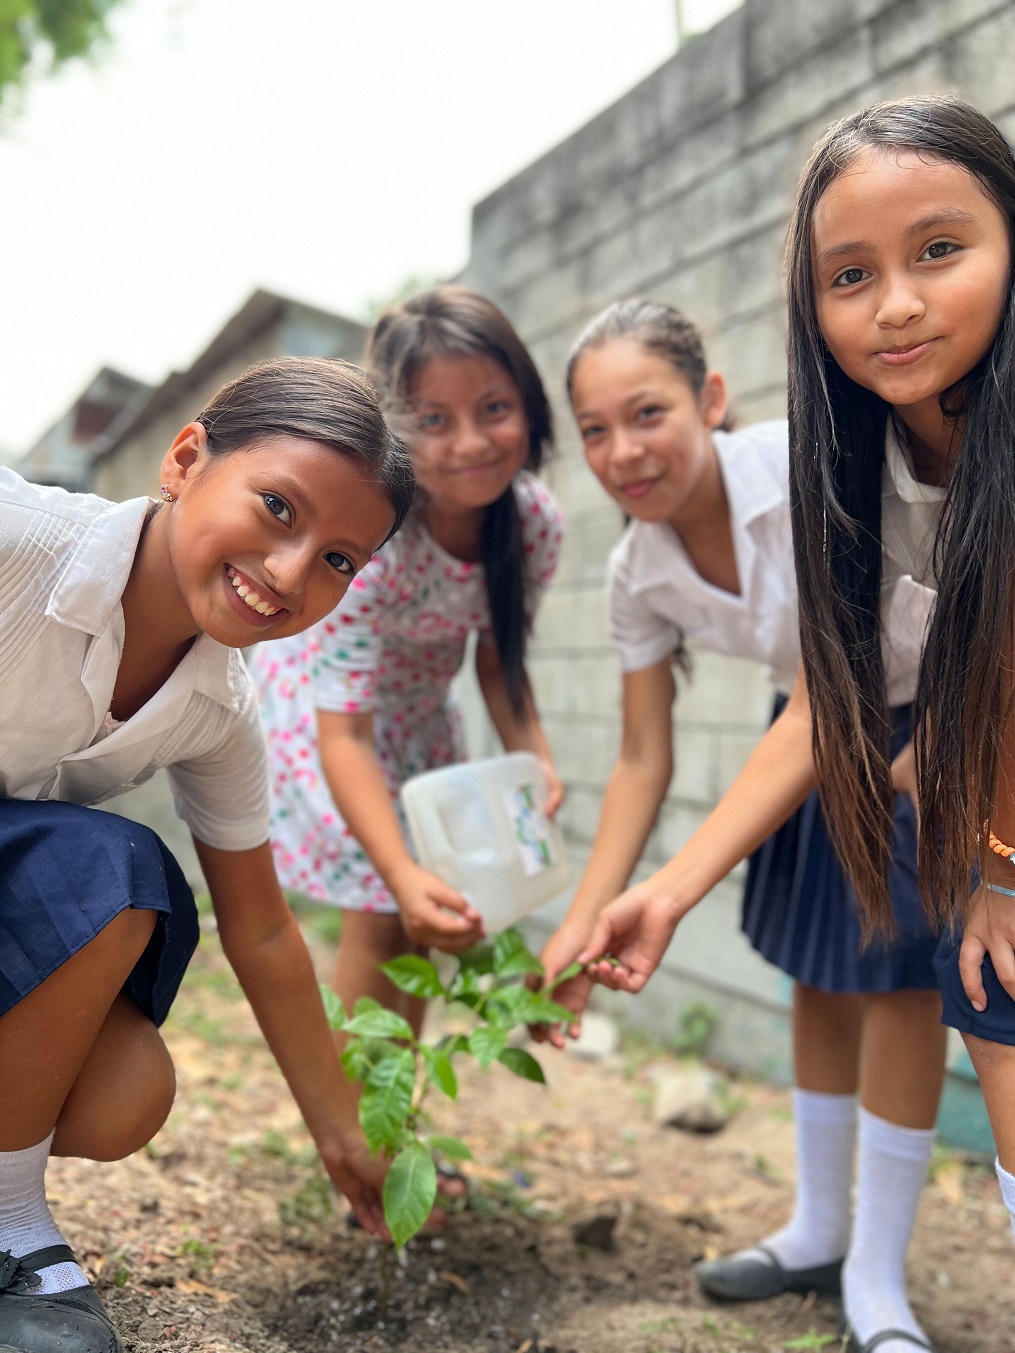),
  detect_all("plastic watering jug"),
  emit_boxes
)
[400,752,571,933]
